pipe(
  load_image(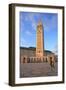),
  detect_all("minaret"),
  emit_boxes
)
[36,20,44,57]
